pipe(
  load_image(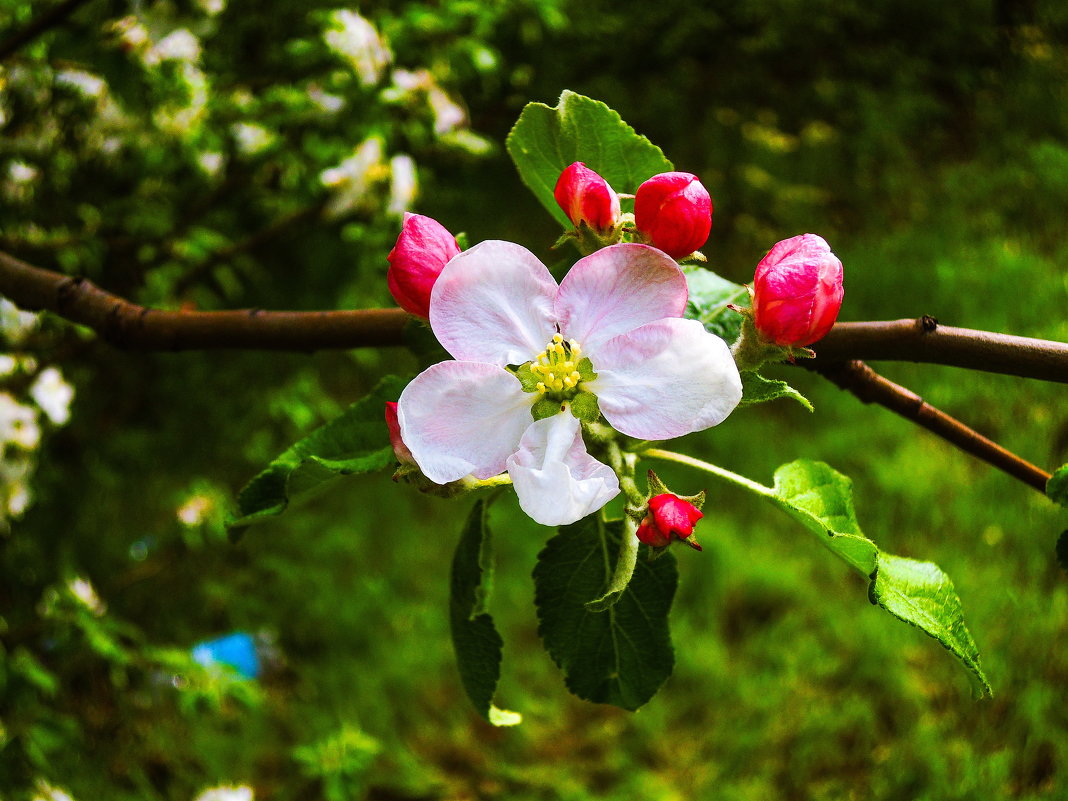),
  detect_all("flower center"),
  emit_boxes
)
[531,333,584,395]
